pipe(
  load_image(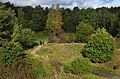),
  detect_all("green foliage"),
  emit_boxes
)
[30,58,46,78]
[0,4,17,45]
[62,7,80,33]
[83,28,116,63]
[0,42,45,79]
[64,58,92,75]
[12,26,35,48]
[97,8,118,36]
[12,22,22,42]
[0,42,26,67]
[19,28,35,48]
[76,22,95,43]
[0,57,41,79]
[17,8,25,25]
[29,13,43,31]
[46,4,63,36]
[2,1,120,37]
[66,33,76,43]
